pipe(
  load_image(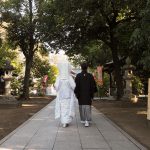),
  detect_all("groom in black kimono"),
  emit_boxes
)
[75,63,97,127]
